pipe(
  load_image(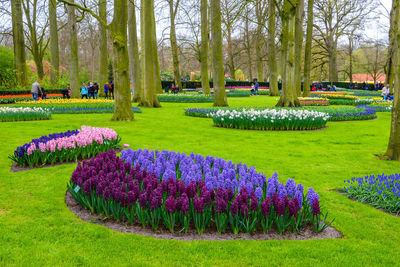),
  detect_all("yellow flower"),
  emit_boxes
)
[16,99,114,105]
